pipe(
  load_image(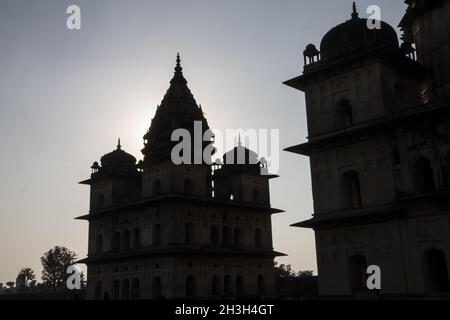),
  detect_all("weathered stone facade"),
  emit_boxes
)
[78,55,283,300]
[286,1,450,298]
